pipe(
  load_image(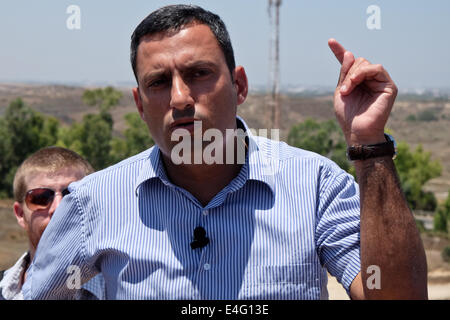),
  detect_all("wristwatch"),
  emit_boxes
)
[347,133,397,161]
